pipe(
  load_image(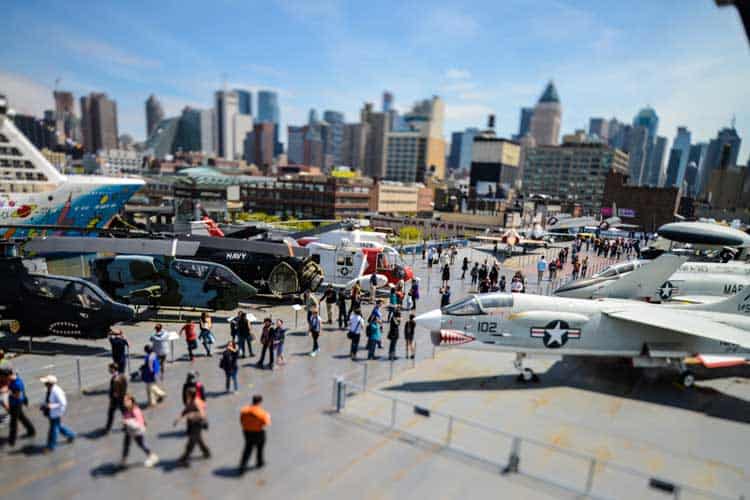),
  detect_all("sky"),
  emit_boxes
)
[0,0,748,161]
